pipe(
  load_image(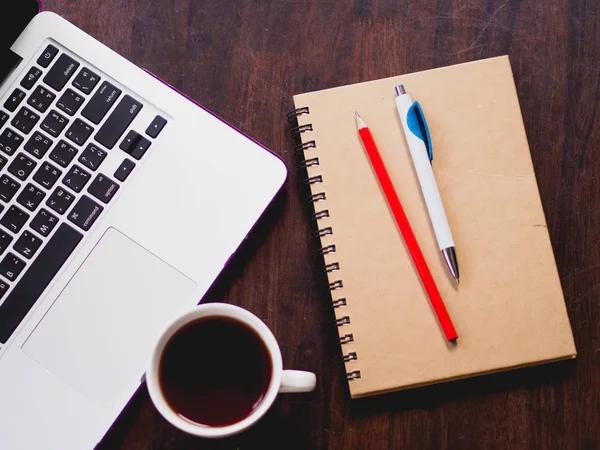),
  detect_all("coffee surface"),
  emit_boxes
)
[159,316,273,427]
